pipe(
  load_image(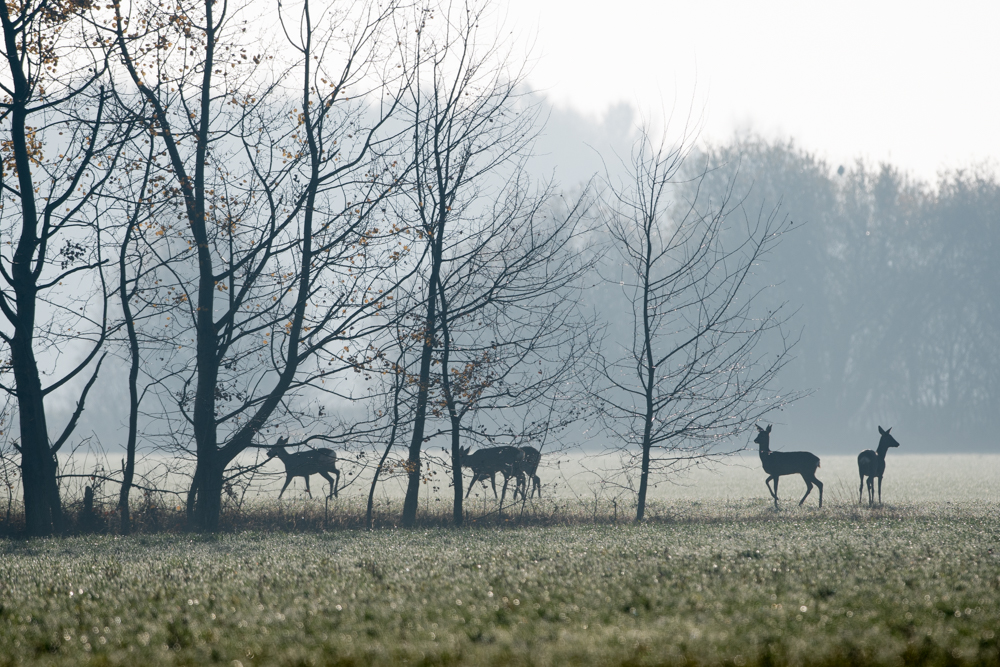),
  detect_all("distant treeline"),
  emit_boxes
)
[689,137,999,449]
